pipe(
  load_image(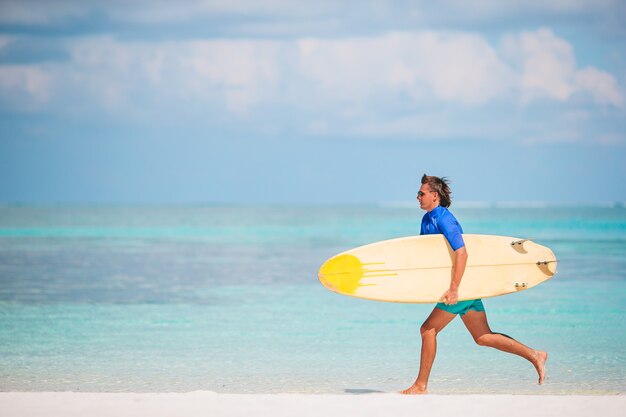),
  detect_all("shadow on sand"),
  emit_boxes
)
[344,389,386,394]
